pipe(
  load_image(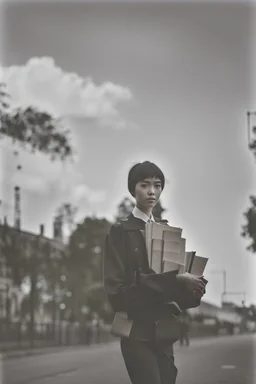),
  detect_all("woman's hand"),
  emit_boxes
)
[177,273,206,296]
